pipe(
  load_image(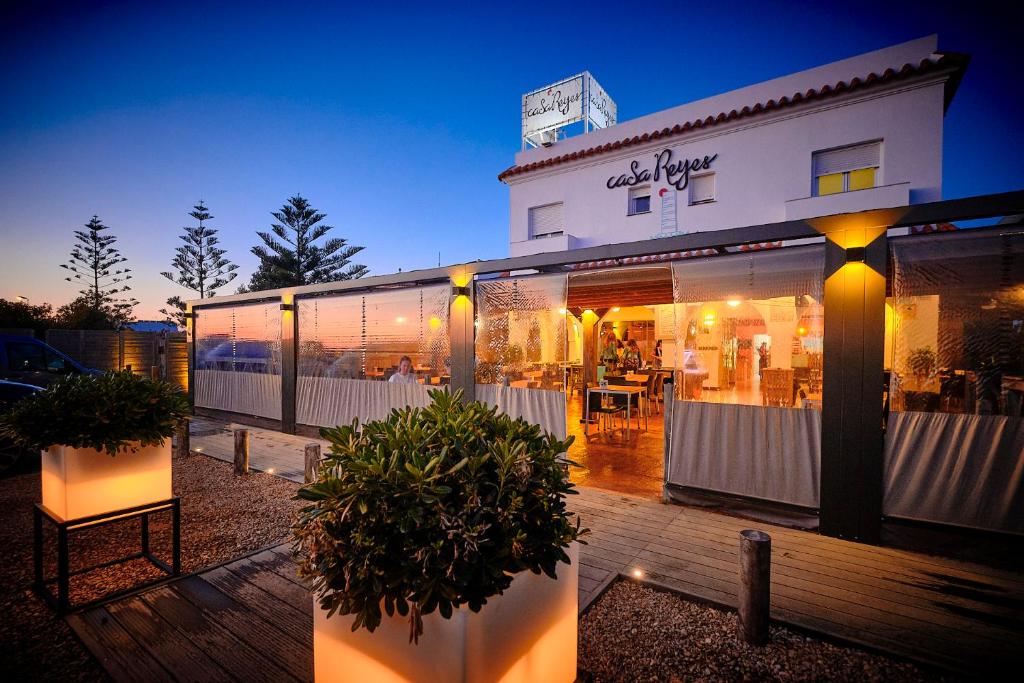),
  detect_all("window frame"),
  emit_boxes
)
[627,186,652,216]
[812,141,881,197]
[688,172,716,206]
